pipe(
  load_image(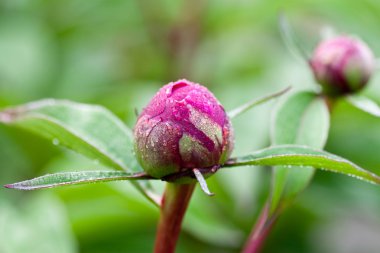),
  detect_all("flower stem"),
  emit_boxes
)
[242,204,278,253]
[154,183,195,253]
[322,95,336,113]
